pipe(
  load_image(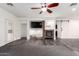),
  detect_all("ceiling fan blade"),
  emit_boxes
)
[39,11,43,14]
[47,9,52,13]
[48,3,59,8]
[31,7,40,9]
